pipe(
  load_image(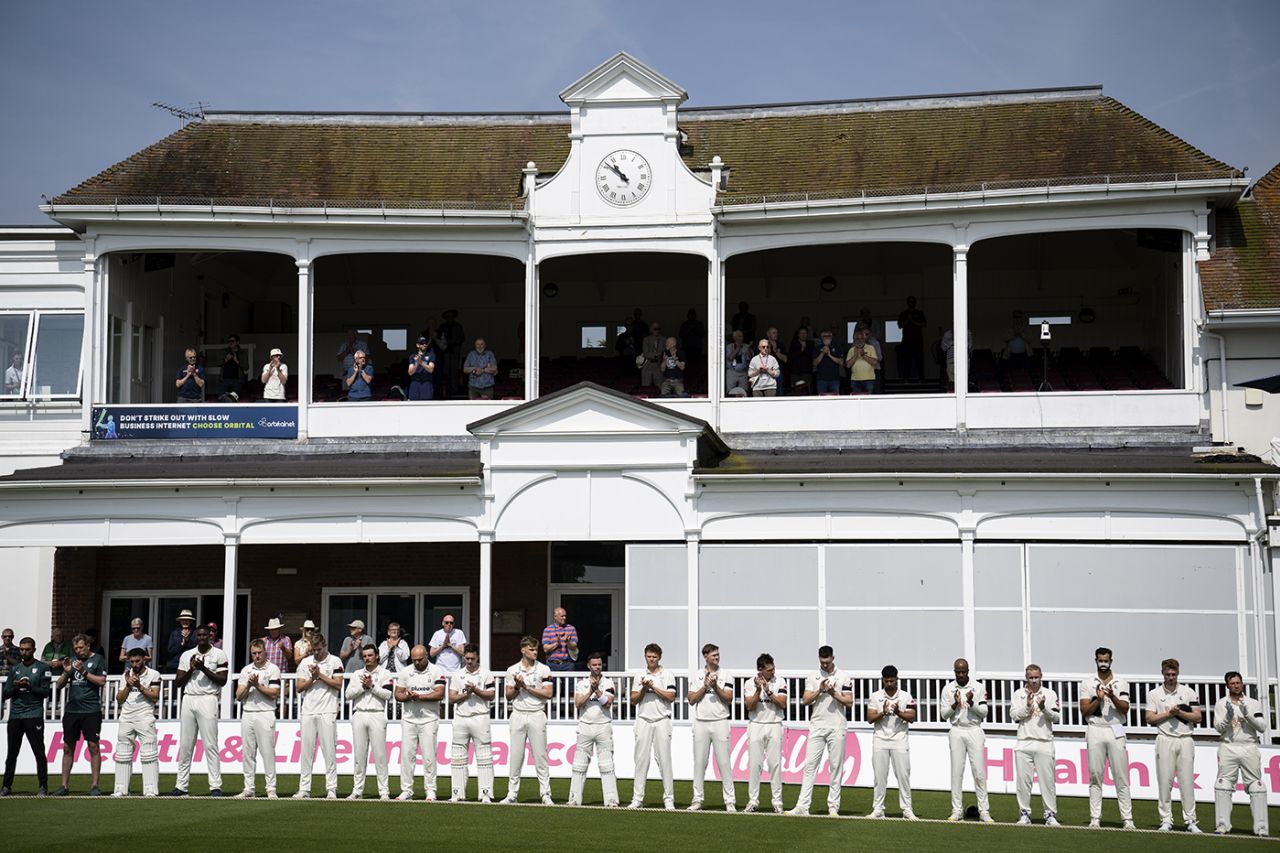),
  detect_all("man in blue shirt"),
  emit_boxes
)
[345,350,373,401]
[407,336,435,401]
[813,330,845,395]
[174,347,205,403]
